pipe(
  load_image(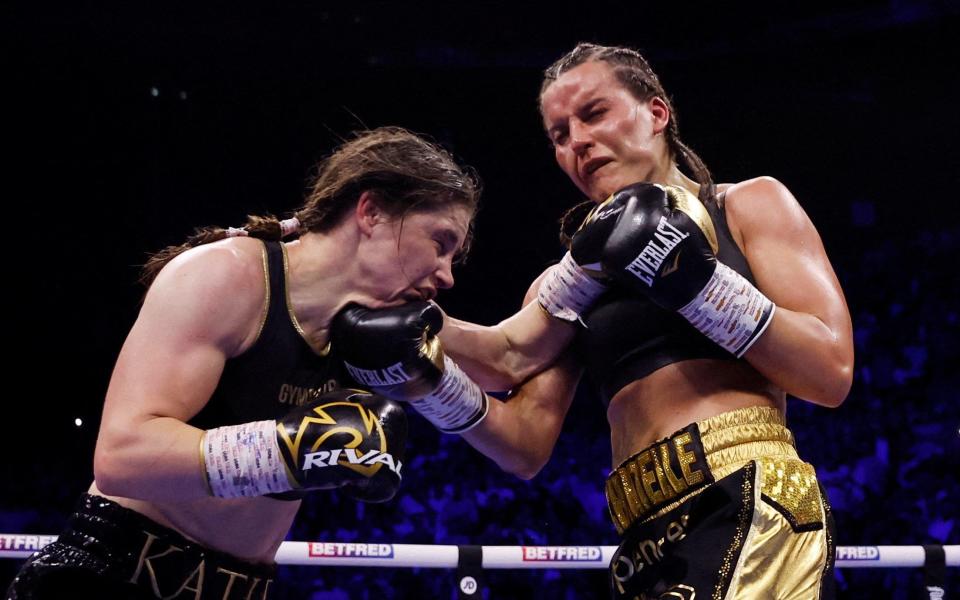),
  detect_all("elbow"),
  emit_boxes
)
[93,448,123,496]
[92,431,135,497]
[811,358,854,408]
[510,464,542,481]
[826,365,853,408]
[499,453,549,481]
